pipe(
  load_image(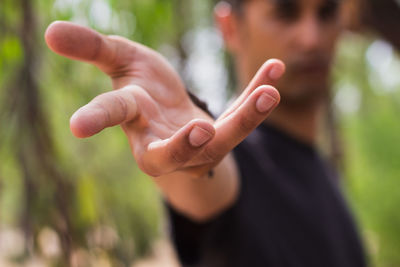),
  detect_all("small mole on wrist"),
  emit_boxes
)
[208,169,214,179]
